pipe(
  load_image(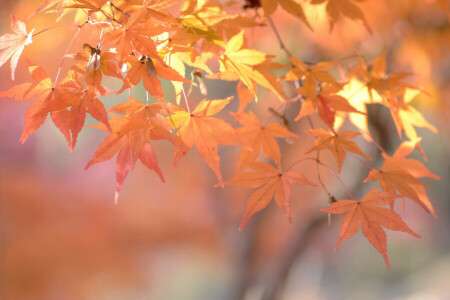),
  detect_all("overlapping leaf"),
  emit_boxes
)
[219,31,285,101]
[311,0,372,33]
[364,140,441,216]
[260,0,311,29]
[0,62,80,148]
[119,55,190,102]
[169,97,241,184]
[86,98,173,202]
[233,111,298,173]
[306,129,371,172]
[294,85,362,130]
